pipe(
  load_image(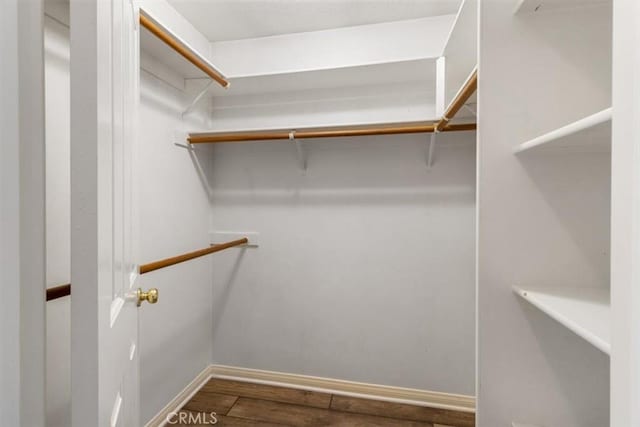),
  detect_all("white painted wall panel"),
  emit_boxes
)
[206,132,477,395]
[0,0,21,424]
[2,0,47,423]
[138,70,214,424]
[209,85,437,132]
